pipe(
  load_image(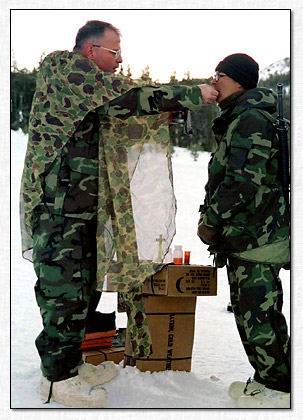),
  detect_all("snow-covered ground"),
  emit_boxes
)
[10,129,293,415]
